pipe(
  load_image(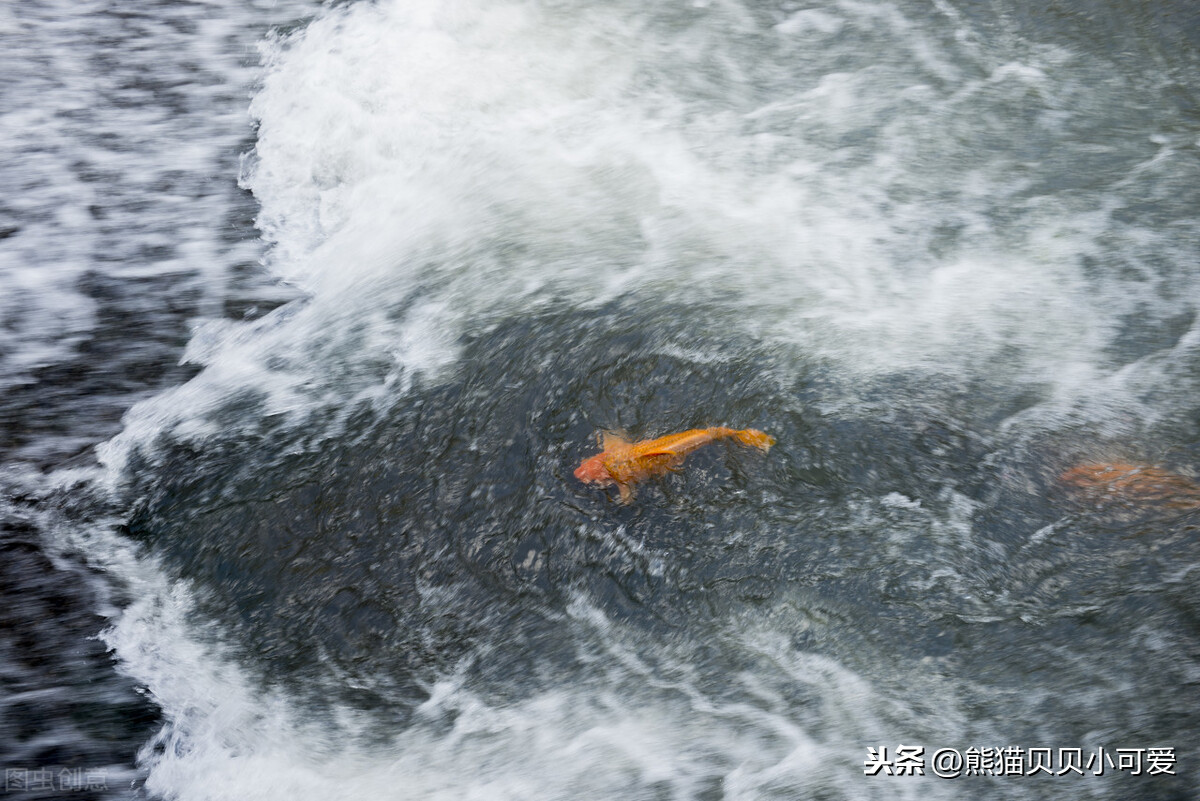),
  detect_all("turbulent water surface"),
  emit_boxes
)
[3,0,1200,799]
